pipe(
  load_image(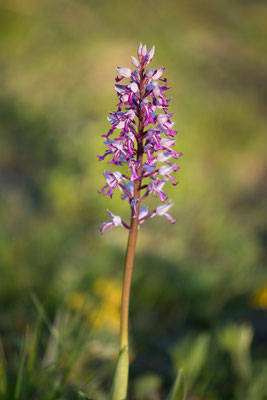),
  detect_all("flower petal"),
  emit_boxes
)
[137,42,143,57]
[128,82,139,93]
[141,44,147,56]
[117,67,132,77]
[130,56,139,68]
[146,45,155,62]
